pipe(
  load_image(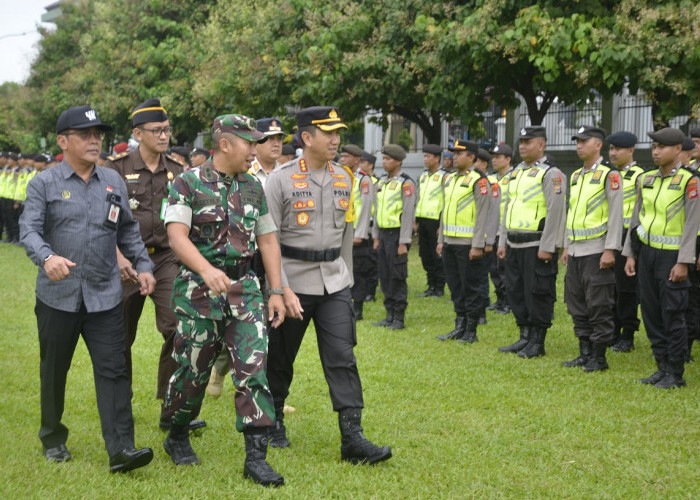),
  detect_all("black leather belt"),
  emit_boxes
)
[221,259,252,280]
[280,243,341,262]
[507,231,542,243]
